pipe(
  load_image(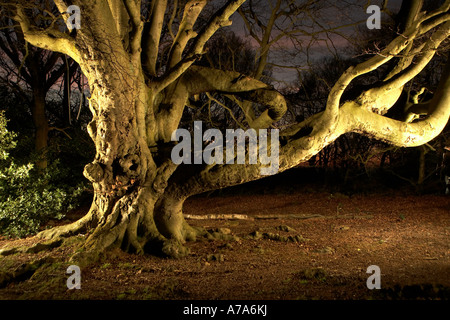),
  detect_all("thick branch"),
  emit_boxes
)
[163,58,449,201]
[325,30,416,121]
[15,5,81,63]
[162,43,450,203]
[122,0,143,57]
[162,110,349,202]
[107,0,132,51]
[154,0,246,92]
[154,66,287,142]
[349,60,450,147]
[184,66,287,128]
[184,66,268,94]
[142,0,167,76]
[167,0,206,69]
[357,21,450,114]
